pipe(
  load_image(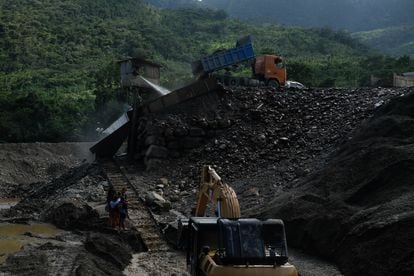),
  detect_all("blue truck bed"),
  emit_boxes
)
[192,38,255,75]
